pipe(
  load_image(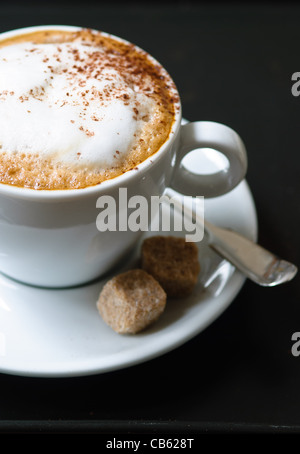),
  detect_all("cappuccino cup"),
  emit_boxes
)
[0,25,247,287]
